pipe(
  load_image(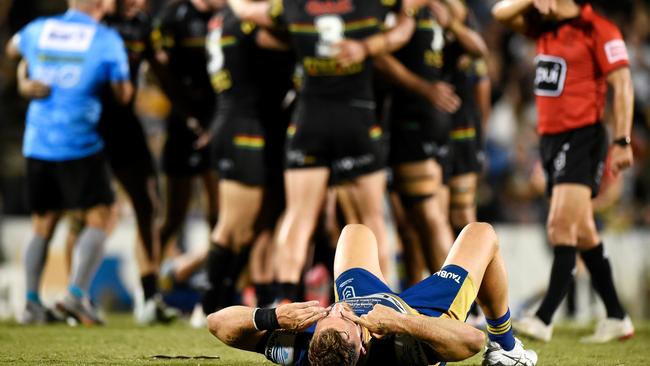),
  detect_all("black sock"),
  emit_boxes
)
[278,282,300,302]
[535,245,576,325]
[140,274,158,300]
[255,284,274,308]
[202,245,234,314]
[580,243,626,319]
